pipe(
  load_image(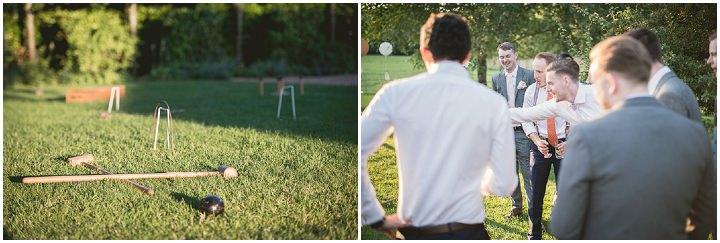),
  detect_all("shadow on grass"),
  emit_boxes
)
[3,229,12,240]
[171,192,201,211]
[4,80,358,144]
[117,81,355,144]
[484,217,527,238]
